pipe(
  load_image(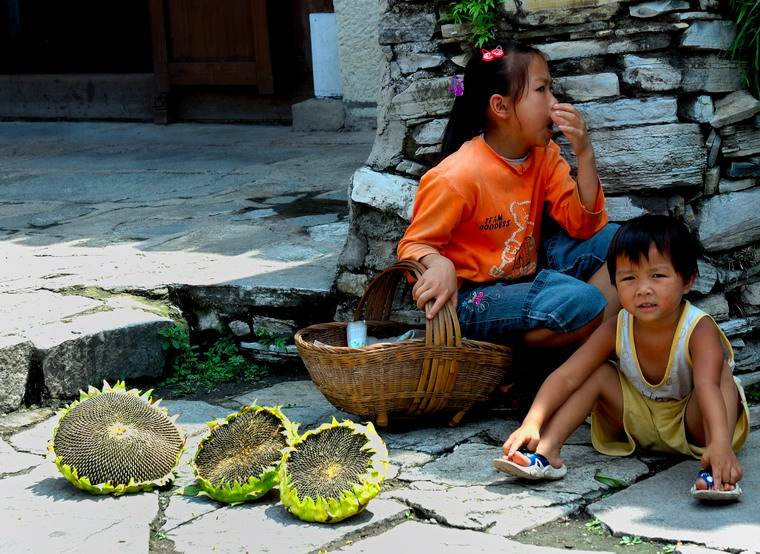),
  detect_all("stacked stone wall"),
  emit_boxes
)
[337,0,760,382]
